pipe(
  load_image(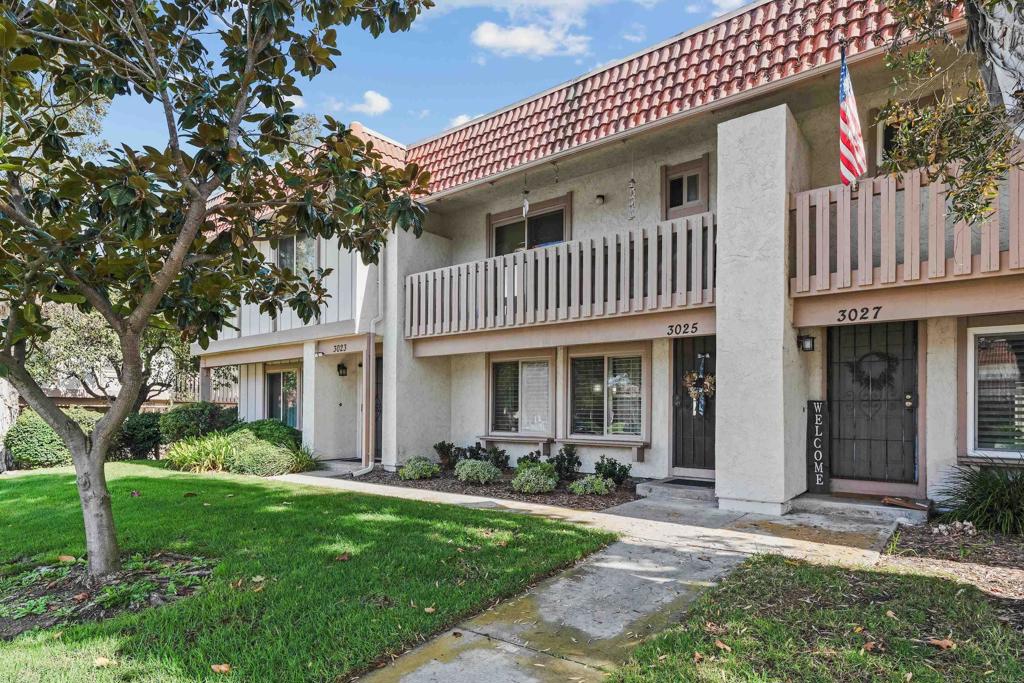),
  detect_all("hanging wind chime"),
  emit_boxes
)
[522,174,530,219]
[626,142,637,221]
